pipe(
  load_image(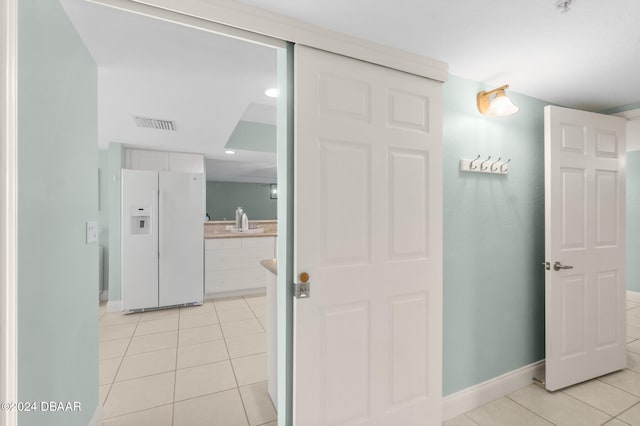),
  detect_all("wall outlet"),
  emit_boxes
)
[86,221,98,243]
